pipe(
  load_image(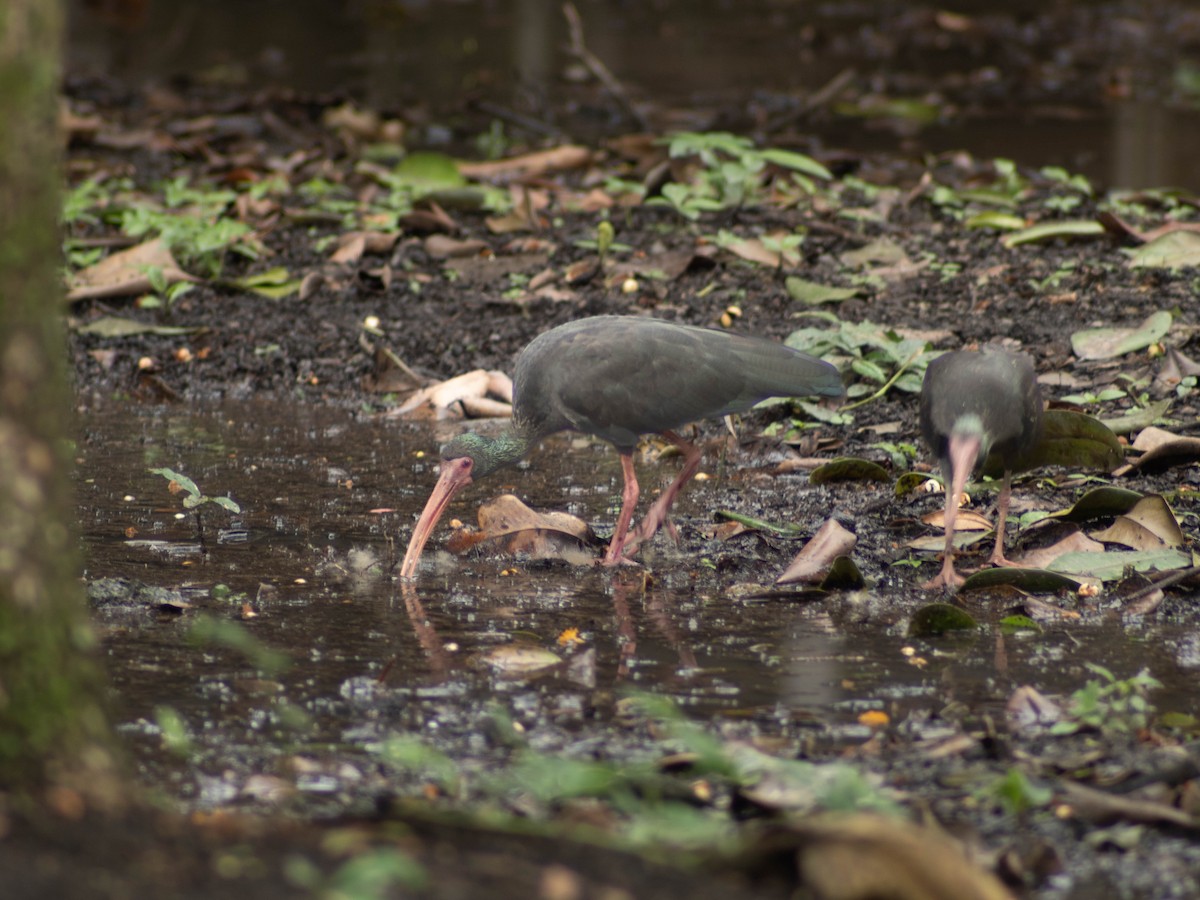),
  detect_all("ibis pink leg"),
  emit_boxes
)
[601,453,642,566]
[921,431,979,591]
[987,471,1018,568]
[625,430,702,553]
